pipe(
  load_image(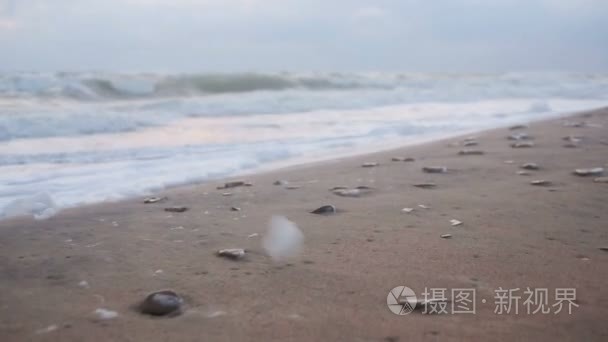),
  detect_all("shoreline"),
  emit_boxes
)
[4,106,605,222]
[1,107,607,341]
